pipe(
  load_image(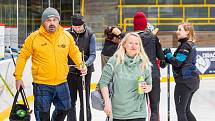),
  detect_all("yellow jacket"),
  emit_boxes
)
[15,25,82,85]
